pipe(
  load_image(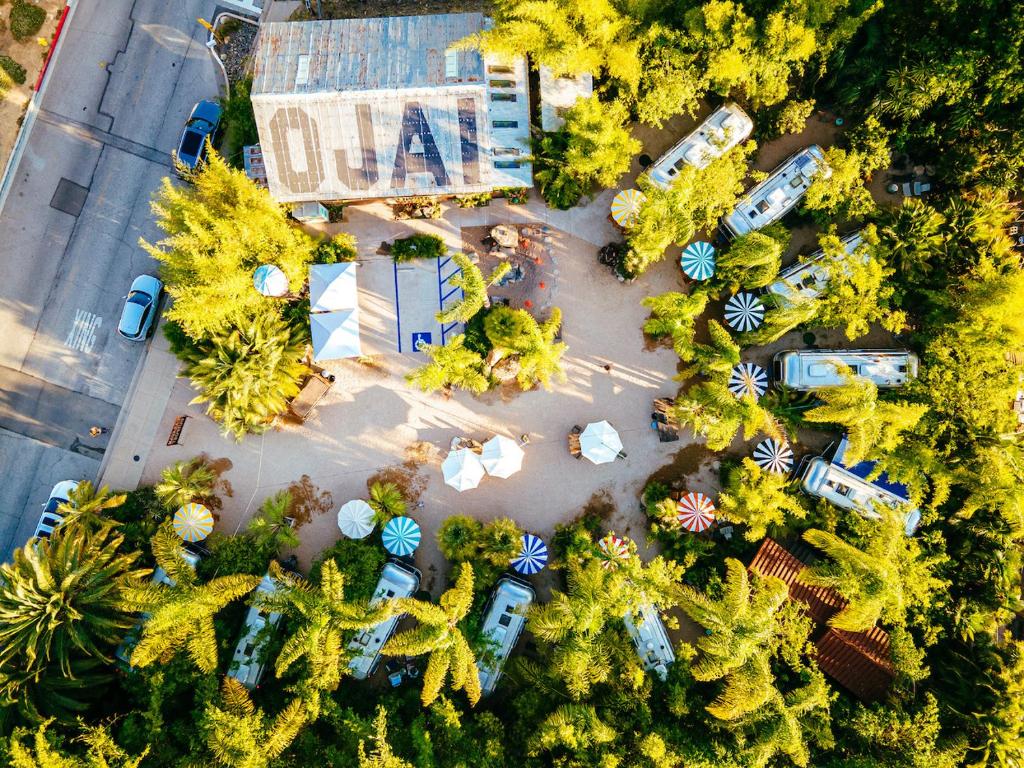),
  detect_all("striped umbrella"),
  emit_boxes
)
[337,499,375,539]
[173,502,214,542]
[253,264,288,297]
[598,533,631,569]
[511,534,548,575]
[610,188,646,228]
[680,241,716,280]
[753,439,794,475]
[729,363,768,399]
[382,516,421,557]
[724,292,765,332]
[676,492,716,532]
